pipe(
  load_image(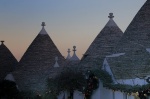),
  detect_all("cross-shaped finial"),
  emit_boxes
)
[41,22,46,27]
[73,46,76,52]
[108,13,114,19]
[1,40,4,44]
